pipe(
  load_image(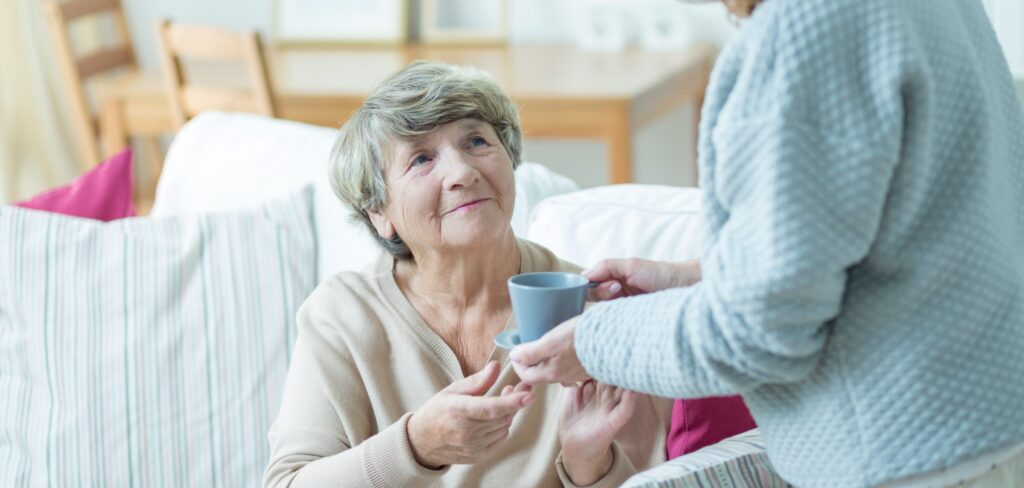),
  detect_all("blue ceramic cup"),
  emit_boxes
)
[508,272,589,343]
